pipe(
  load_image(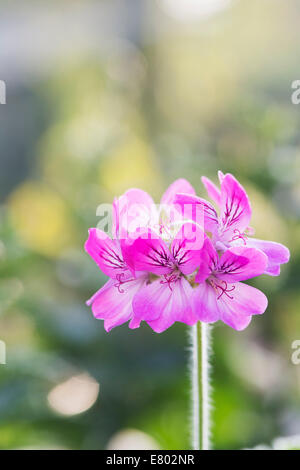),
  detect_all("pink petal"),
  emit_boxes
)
[87,276,146,332]
[201,176,221,206]
[219,173,252,241]
[84,228,126,278]
[161,178,196,206]
[245,238,290,276]
[216,246,268,282]
[194,236,218,283]
[171,222,205,275]
[174,194,218,233]
[194,281,268,331]
[132,277,197,333]
[193,282,220,323]
[218,170,225,184]
[124,229,173,275]
[218,282,268,331]
[113,188,157,239]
